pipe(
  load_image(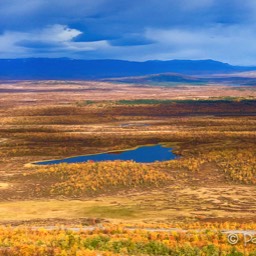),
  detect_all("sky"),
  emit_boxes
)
[0,0,256,65]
